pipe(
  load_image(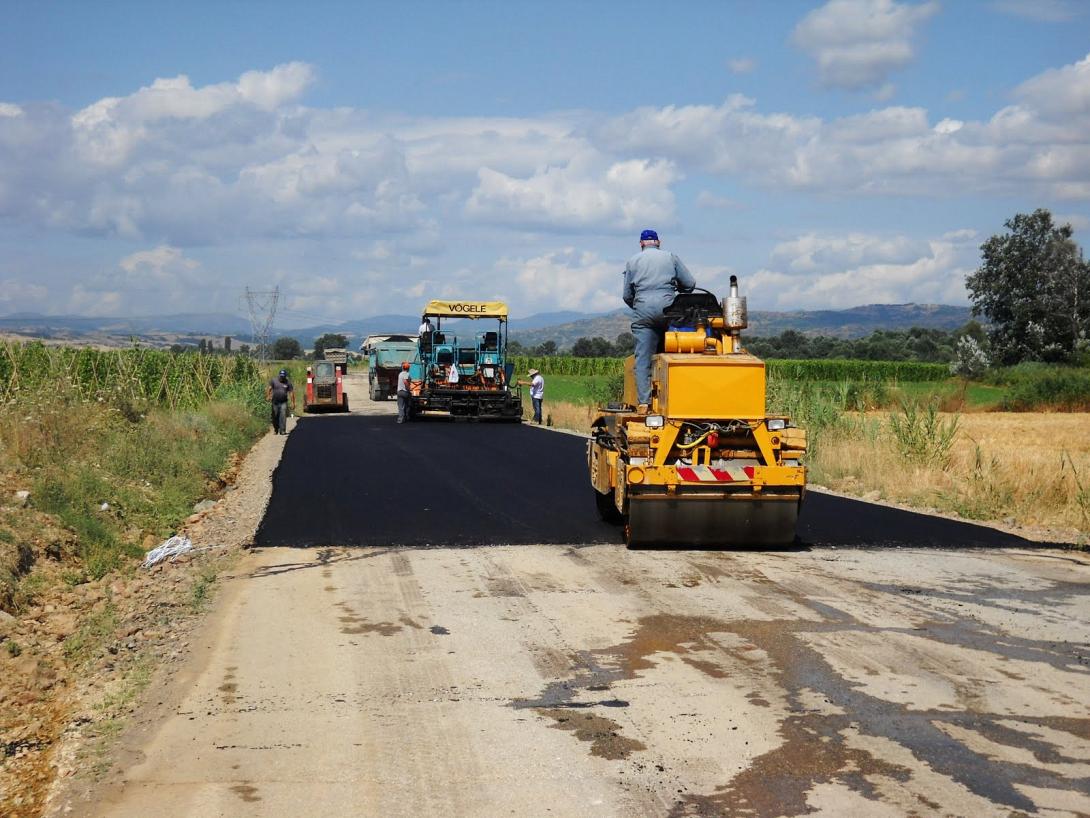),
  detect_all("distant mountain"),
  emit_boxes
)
[280,311,591,349]
[0,312,252,339]
[0,304,974,350]
[511,304,974,349]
